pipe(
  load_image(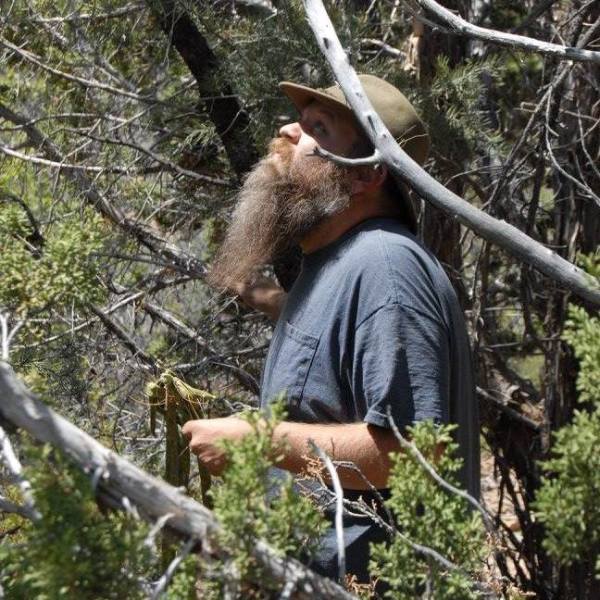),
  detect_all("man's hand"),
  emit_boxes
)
[181,417,253,476]
[232,276,286,321]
